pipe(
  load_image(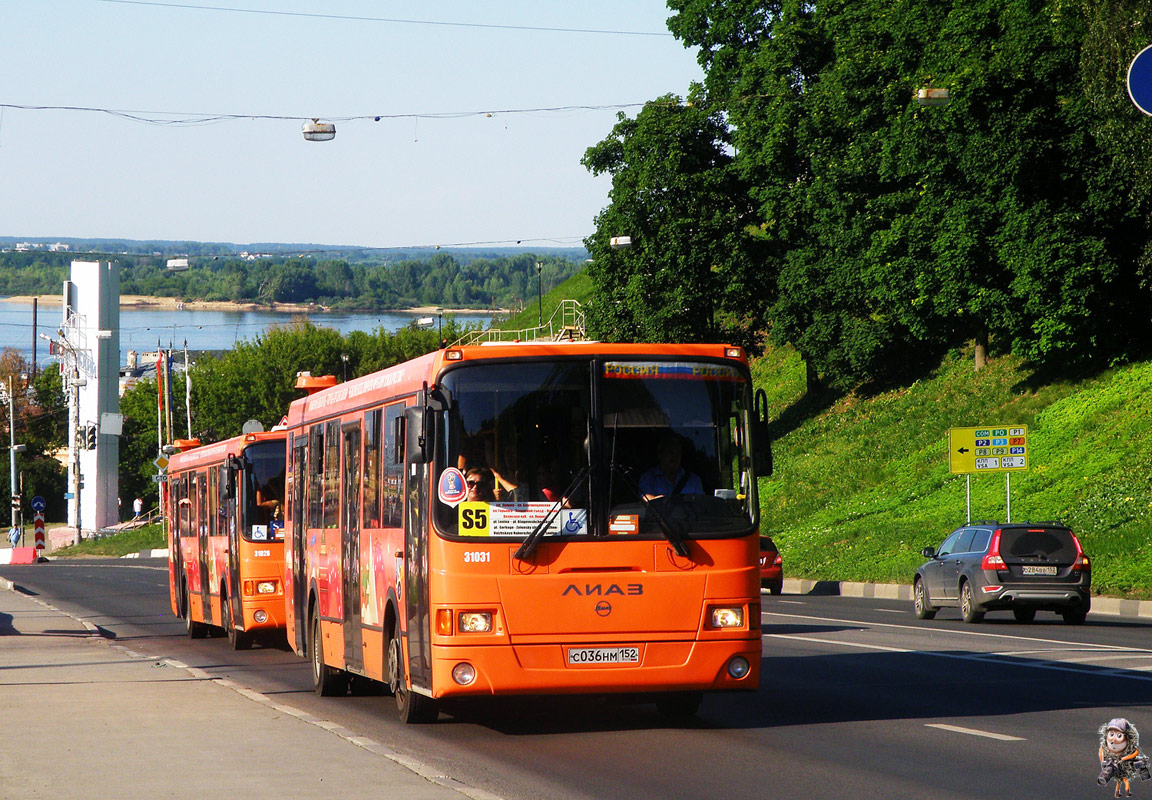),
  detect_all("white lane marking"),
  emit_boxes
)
[763,633,1152,682]
[875,609,904,614]
[764,609,1146,653]
[926,723,1025,742]
[776,600,805,605]
[1060,653,1152,664]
